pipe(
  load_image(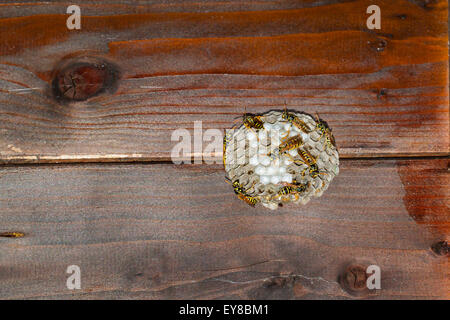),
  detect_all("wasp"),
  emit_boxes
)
[281,107,311,133]
[293,148,328,178]
[237,193,259,207]
[225,178,259,207]
[268,134,303,159]
[232,109,265,141]
[314,113,336,150]
[279,180,309,195]
[242,113,264,131]
[278,180,309,200]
